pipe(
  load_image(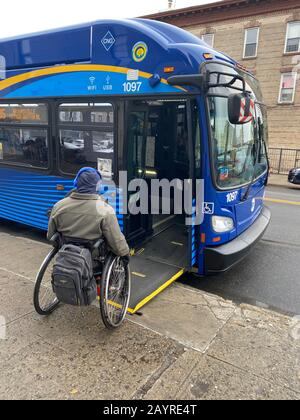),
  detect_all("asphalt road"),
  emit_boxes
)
[0,184,299,317]
[183,185,300,316]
